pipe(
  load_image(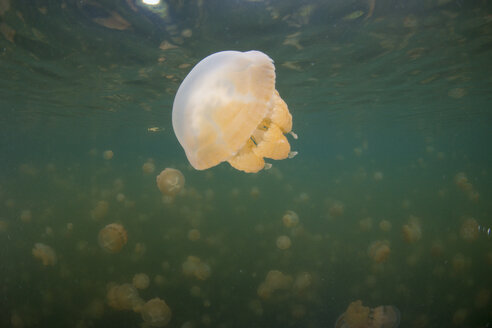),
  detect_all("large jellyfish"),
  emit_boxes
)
[335,300,400,328]
[172,50,297,173]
